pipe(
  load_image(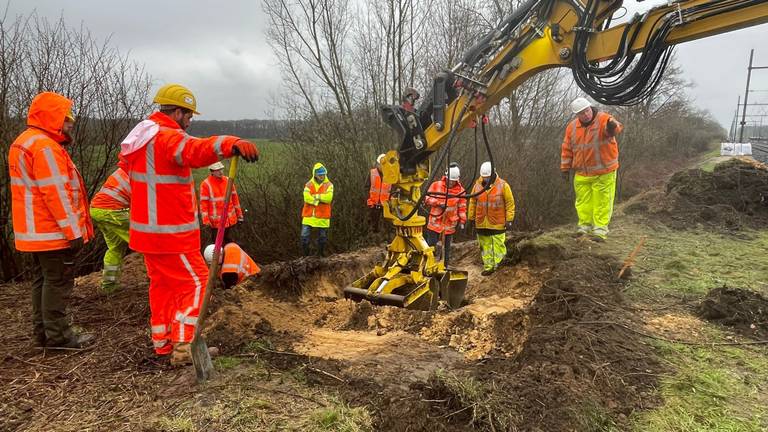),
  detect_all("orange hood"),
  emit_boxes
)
[27,92,73,143]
